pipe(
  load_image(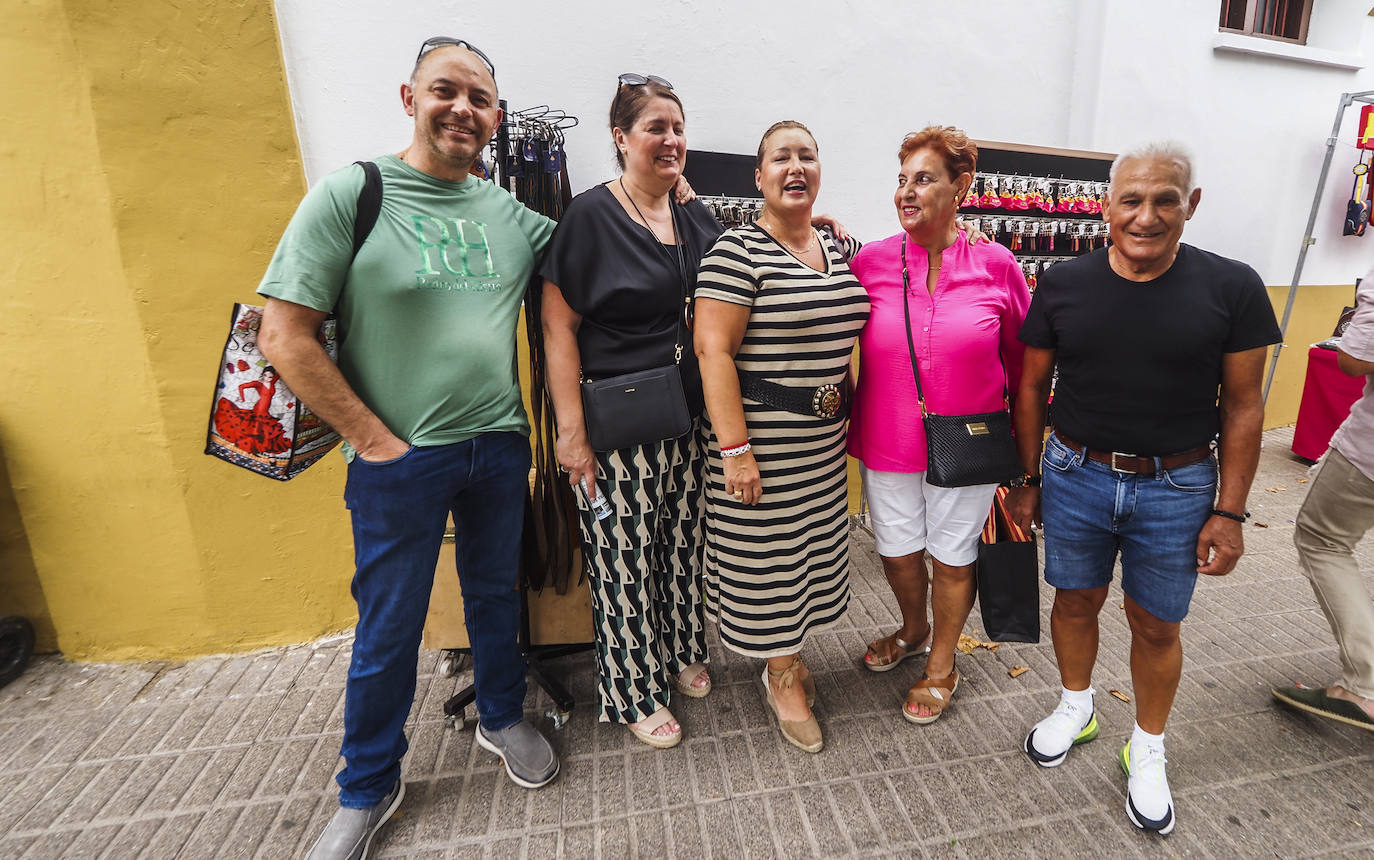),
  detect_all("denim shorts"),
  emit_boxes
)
[1040,431,1217,623]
